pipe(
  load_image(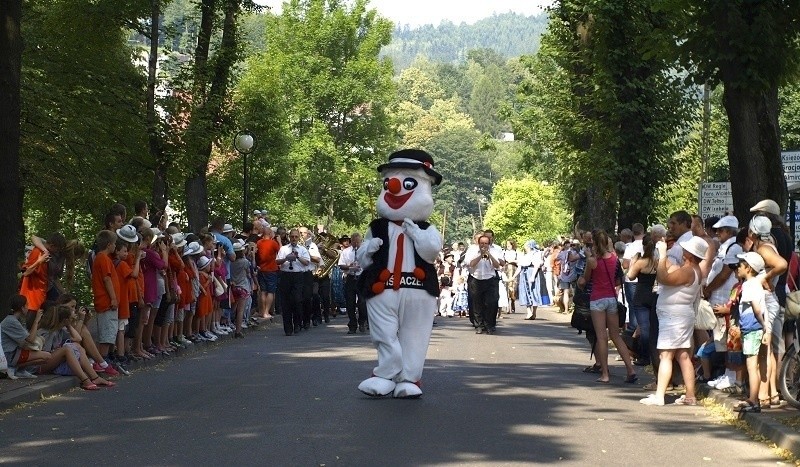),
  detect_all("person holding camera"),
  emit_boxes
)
[464,233,505,334]
[276,229,311,336]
